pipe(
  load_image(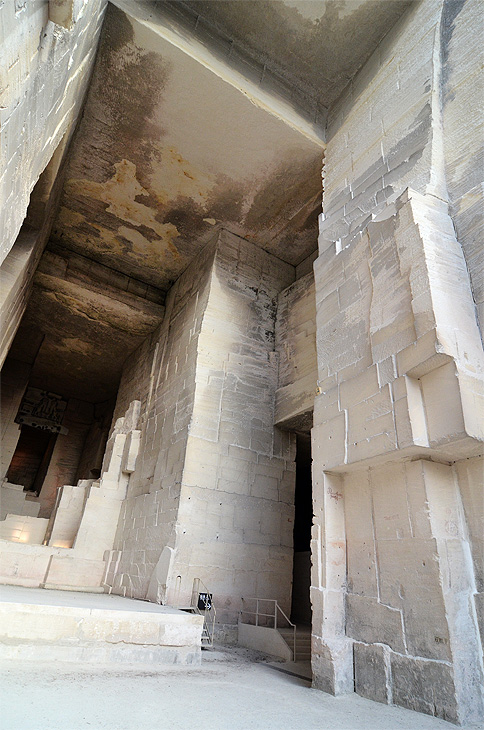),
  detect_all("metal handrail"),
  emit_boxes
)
[191,578,216,647]
[239,597,297,660]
